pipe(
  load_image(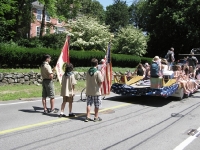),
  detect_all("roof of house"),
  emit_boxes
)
[32,1,44,8]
